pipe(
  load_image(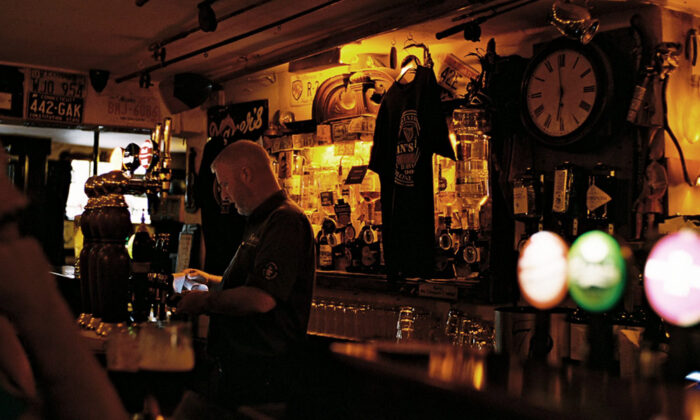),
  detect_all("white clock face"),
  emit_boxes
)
[525,49,598,137]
